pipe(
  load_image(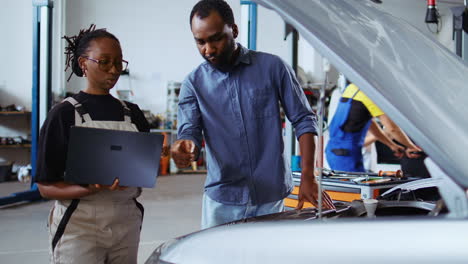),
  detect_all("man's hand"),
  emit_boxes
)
[295,169,335,210]
[405,145,423,159]
[390,144,405,159]
[161,145,170,157]
[90,178,127,192]
[171,139,199,168]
